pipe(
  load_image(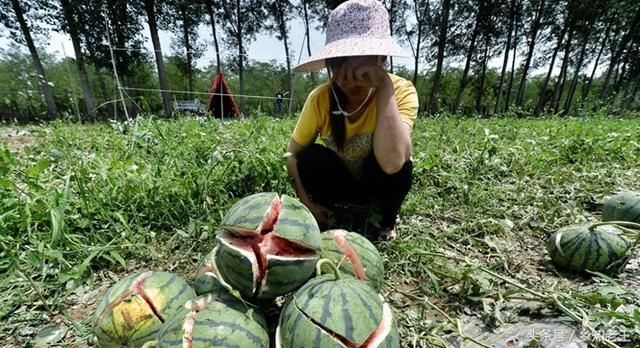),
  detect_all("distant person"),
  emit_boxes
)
[285,0,418,241]
[275,89,284,113]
